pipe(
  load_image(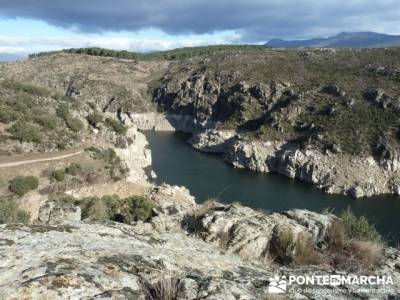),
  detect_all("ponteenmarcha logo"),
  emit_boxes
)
[267,274,393,295]
[268,276,287,294]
